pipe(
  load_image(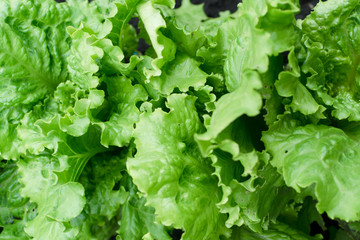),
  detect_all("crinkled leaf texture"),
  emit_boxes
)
[17,125,106,239]
[97,76,148,148]
[263,115,360,221]
[0,0,118,160]
[2,0,360,239]
[195,0,300,230]
[232,223,322,240]
[302,0,360,121]
[212,149,296,231]
[201,116,296,231]
[0,0,72,160]
[71,154,129,240]
[276,48,325,117]
[0,162,36,239]
[127,94,230,240]
[150,54,208,95]
[137,1,176,78]
[117,173,171,240]
[195,0,299,155]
